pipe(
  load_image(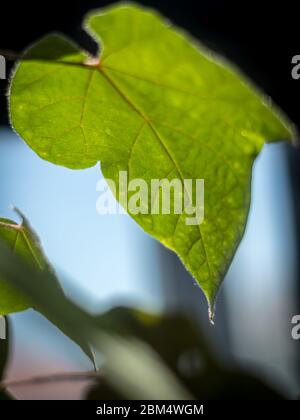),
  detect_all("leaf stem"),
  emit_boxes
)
[0,370,101,390]
[0,221,22,231]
